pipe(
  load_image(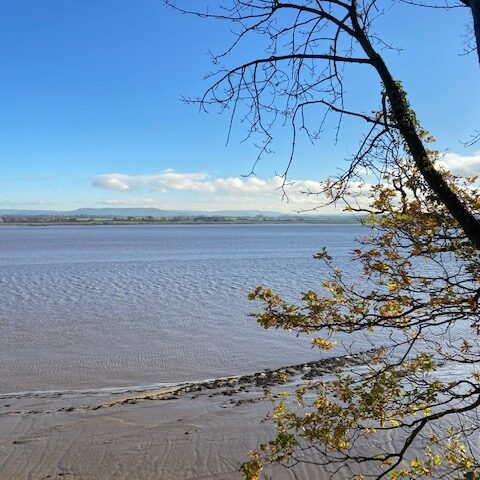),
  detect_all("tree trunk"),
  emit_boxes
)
[351,1,480,250]
[471,0,480,64]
